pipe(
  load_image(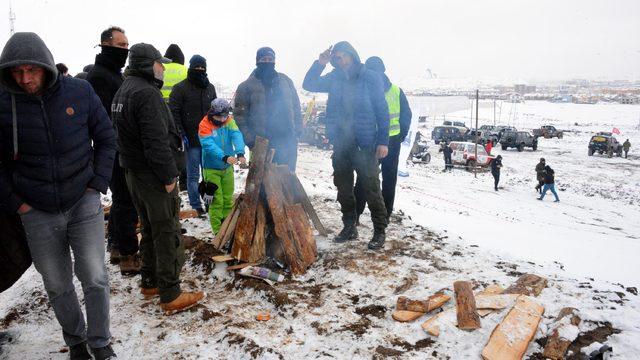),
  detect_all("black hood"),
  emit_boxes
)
[330,41,361,68]
[164,44,185,65]
[0,32,59,94]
